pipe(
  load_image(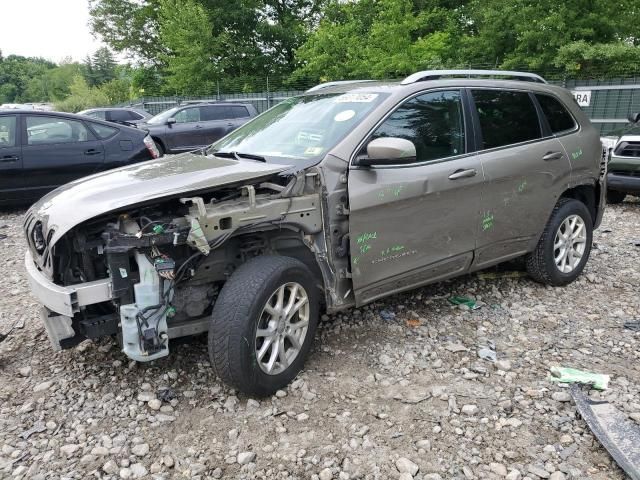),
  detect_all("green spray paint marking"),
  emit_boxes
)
[360,243,372,255]
[357,232,377,244]
[381,245,405,256]
[517,180,527,193]
[352,256,360,265]
[377,185,405,200]
[482,212,494,231]
[571,149,583,160]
